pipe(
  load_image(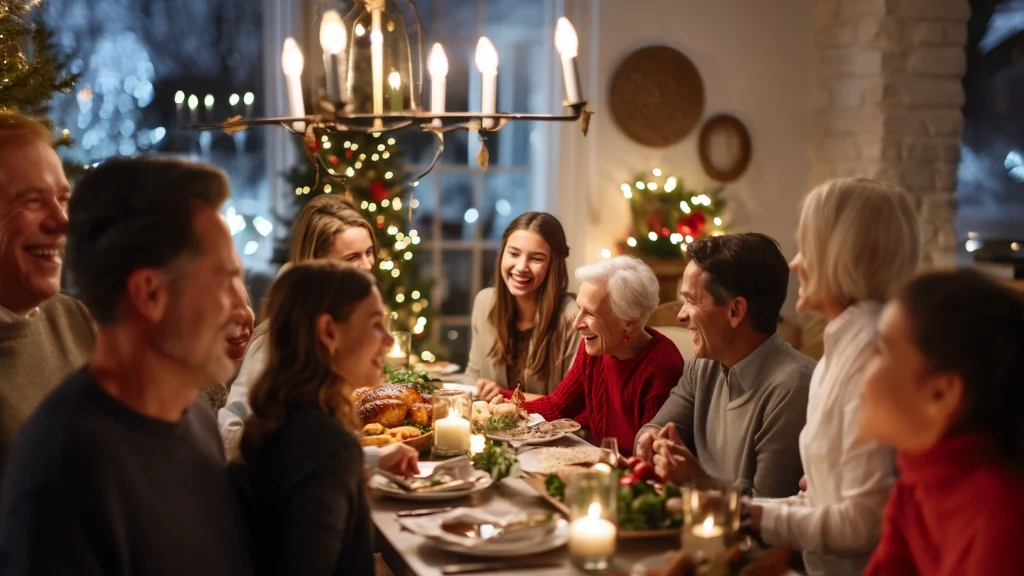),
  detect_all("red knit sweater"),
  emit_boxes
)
[865,434,1024,576]
[524,328,683,456]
